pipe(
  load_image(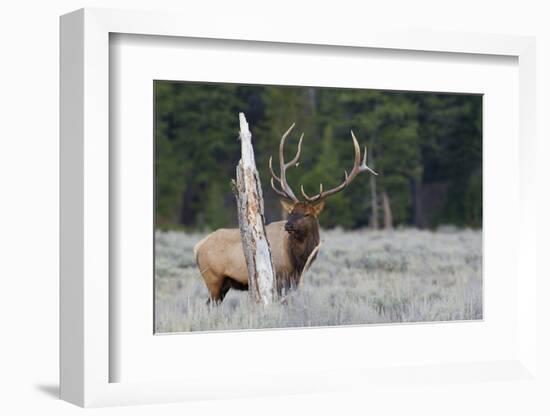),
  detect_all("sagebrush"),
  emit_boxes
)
[155,228,482,333]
